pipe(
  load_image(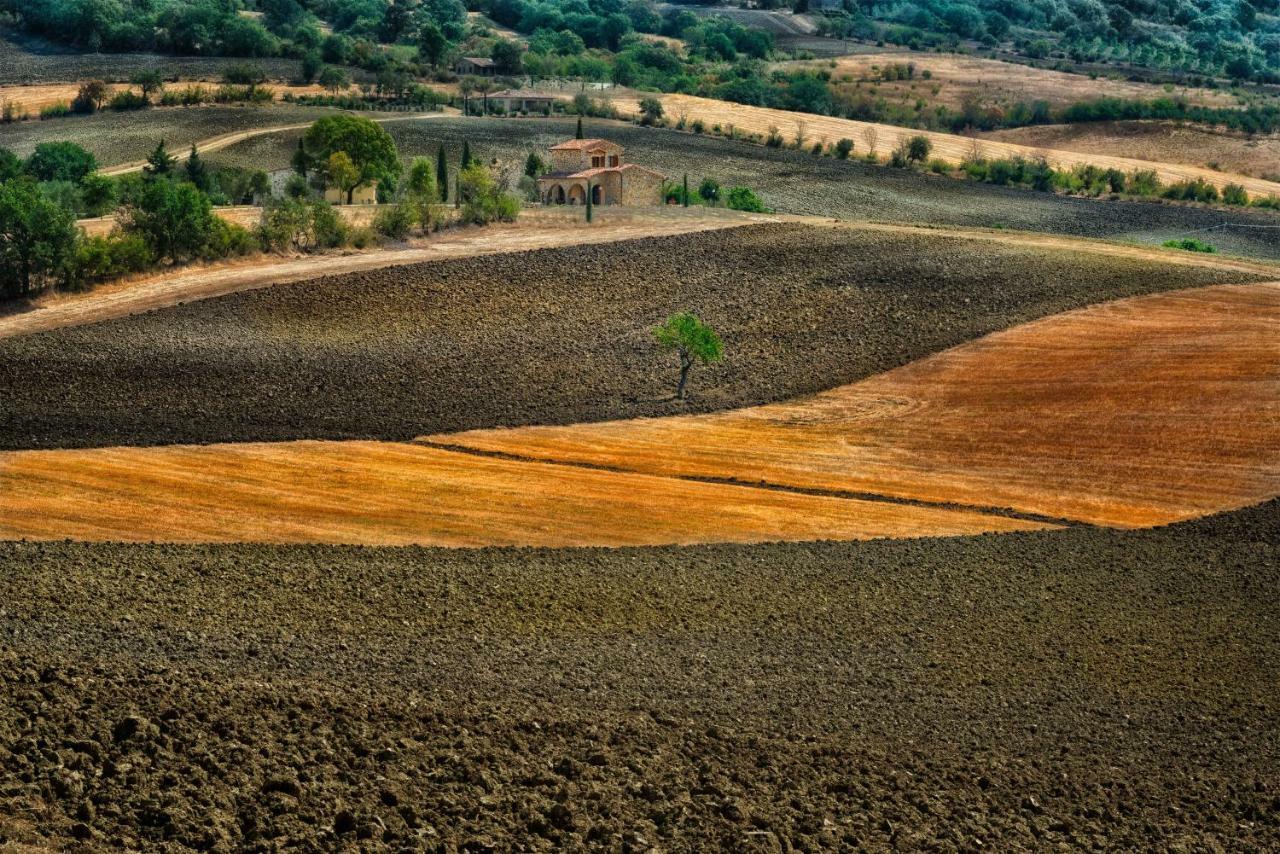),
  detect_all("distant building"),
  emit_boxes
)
[455,56,497,76]
[536,138,665,207]
[489,89,560,113]
[810,0,845,10]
